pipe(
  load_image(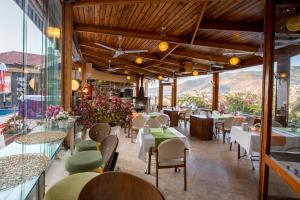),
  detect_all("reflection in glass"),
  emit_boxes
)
[270,2,300,185]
